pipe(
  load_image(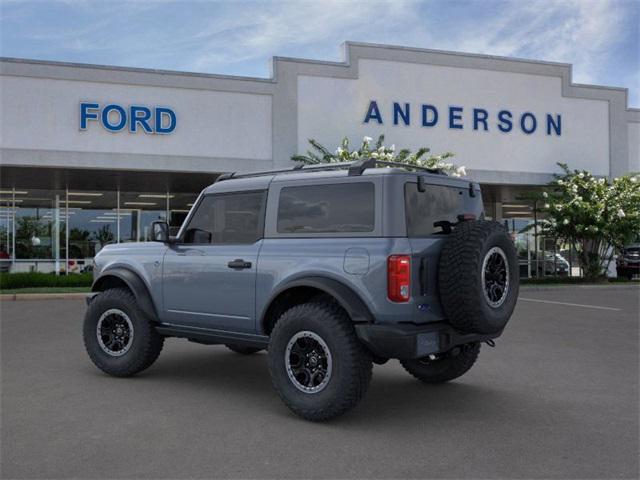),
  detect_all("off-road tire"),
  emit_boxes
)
[400,343,480,383]
[83,288,164,377]
[438,220,519,334]
[225,344,263,355]
[268,302,373,421]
